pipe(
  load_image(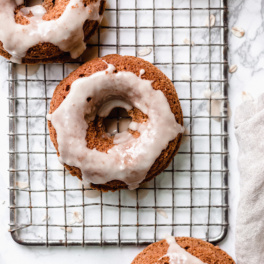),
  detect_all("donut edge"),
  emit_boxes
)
[48,54,184,191]
[131,237,236,264]
[0,0,106,64]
